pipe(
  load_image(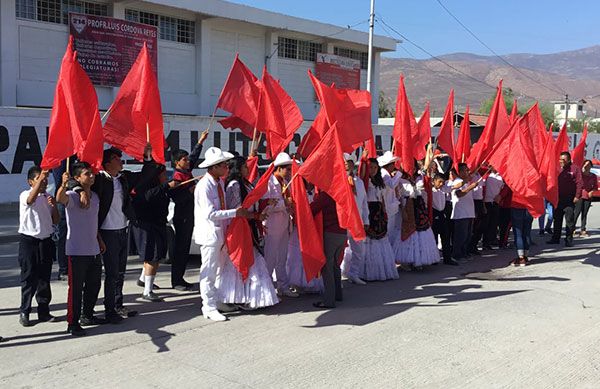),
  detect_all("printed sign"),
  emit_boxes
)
[69,13,158,86]
[315,53,361,90]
